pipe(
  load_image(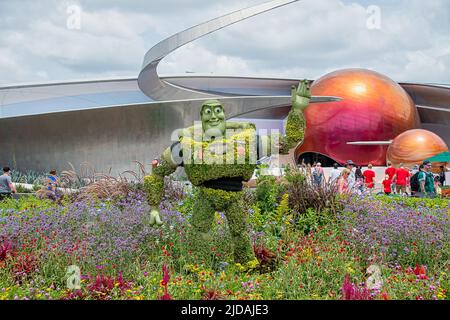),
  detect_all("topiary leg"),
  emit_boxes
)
[189,189,216,264]
[224,192,256,264]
